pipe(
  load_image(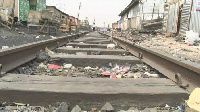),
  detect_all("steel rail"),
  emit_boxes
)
[0,32,87,74]
[114,37,200,92]
[100,32,200,92]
